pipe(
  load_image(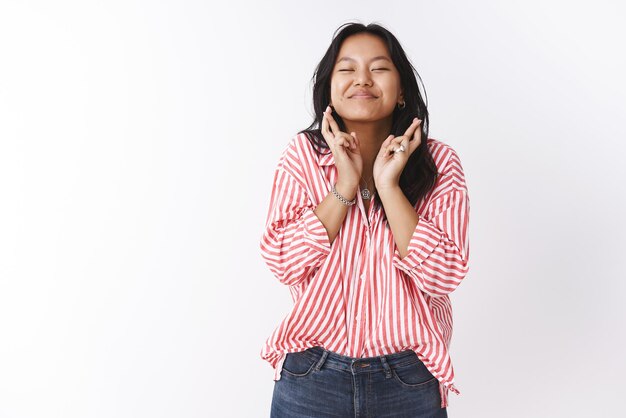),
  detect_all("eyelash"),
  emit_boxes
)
[338,68,389,72]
